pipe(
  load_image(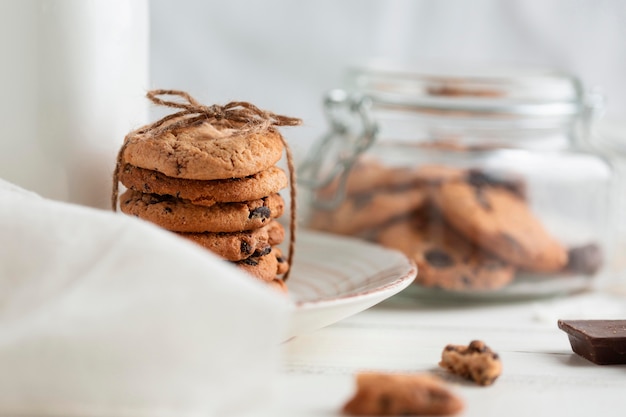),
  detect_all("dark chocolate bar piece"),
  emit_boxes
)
[558,319,626,365]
